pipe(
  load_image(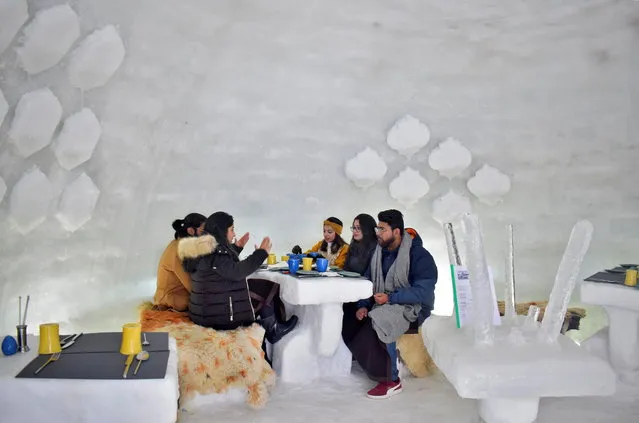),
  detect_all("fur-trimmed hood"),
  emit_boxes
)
[178,235,218,260]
